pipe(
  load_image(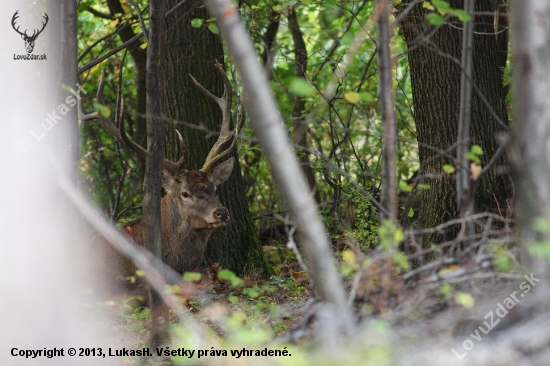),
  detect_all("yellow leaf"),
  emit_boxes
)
[344,91,360,104]
[455,292,475,309]
[438,264,460,274]
[470,163,482,180]
[394,228,404,243]
[342,249,356,265]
